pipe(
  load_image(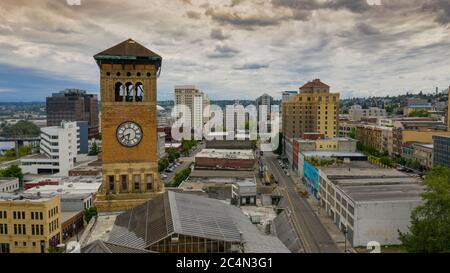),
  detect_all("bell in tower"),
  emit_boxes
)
[93,39,164,212]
